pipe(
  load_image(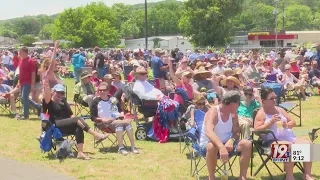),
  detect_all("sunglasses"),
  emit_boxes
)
[56,91,65,96]
[244,92,253,96]
[98,89,108,92]
[196,102,205,106]
[285,69,291,71]
[185,75,192,79]
[266,97,277,101]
